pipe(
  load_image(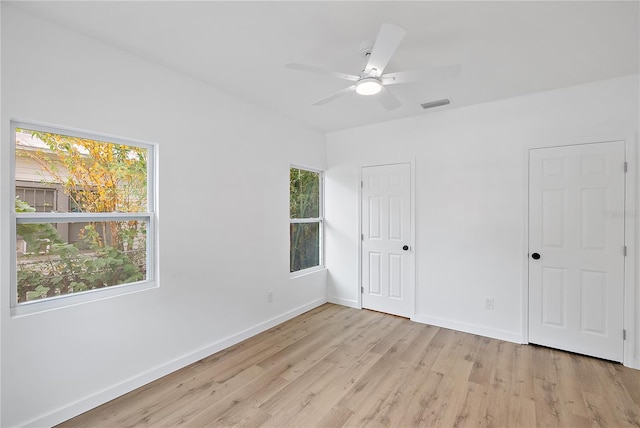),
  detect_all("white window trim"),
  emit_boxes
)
[289,165,324,277]
[10,120,158,316]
